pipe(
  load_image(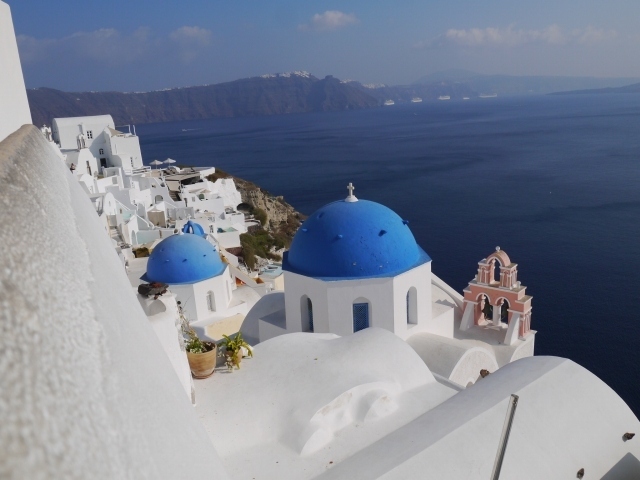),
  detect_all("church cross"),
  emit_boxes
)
[347,182,355,197]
